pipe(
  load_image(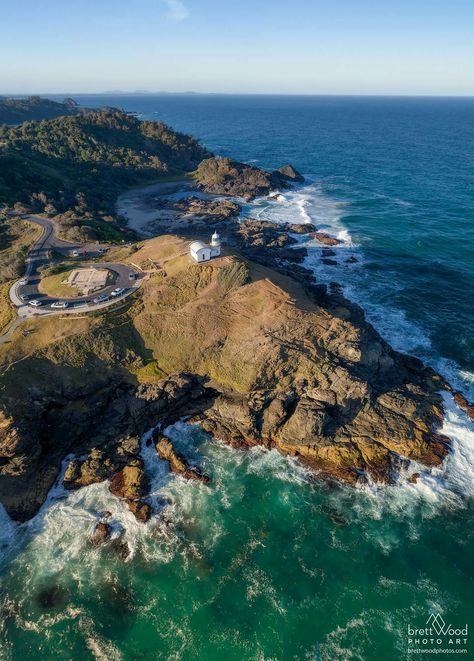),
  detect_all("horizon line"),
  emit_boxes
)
[2,91,474,99]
